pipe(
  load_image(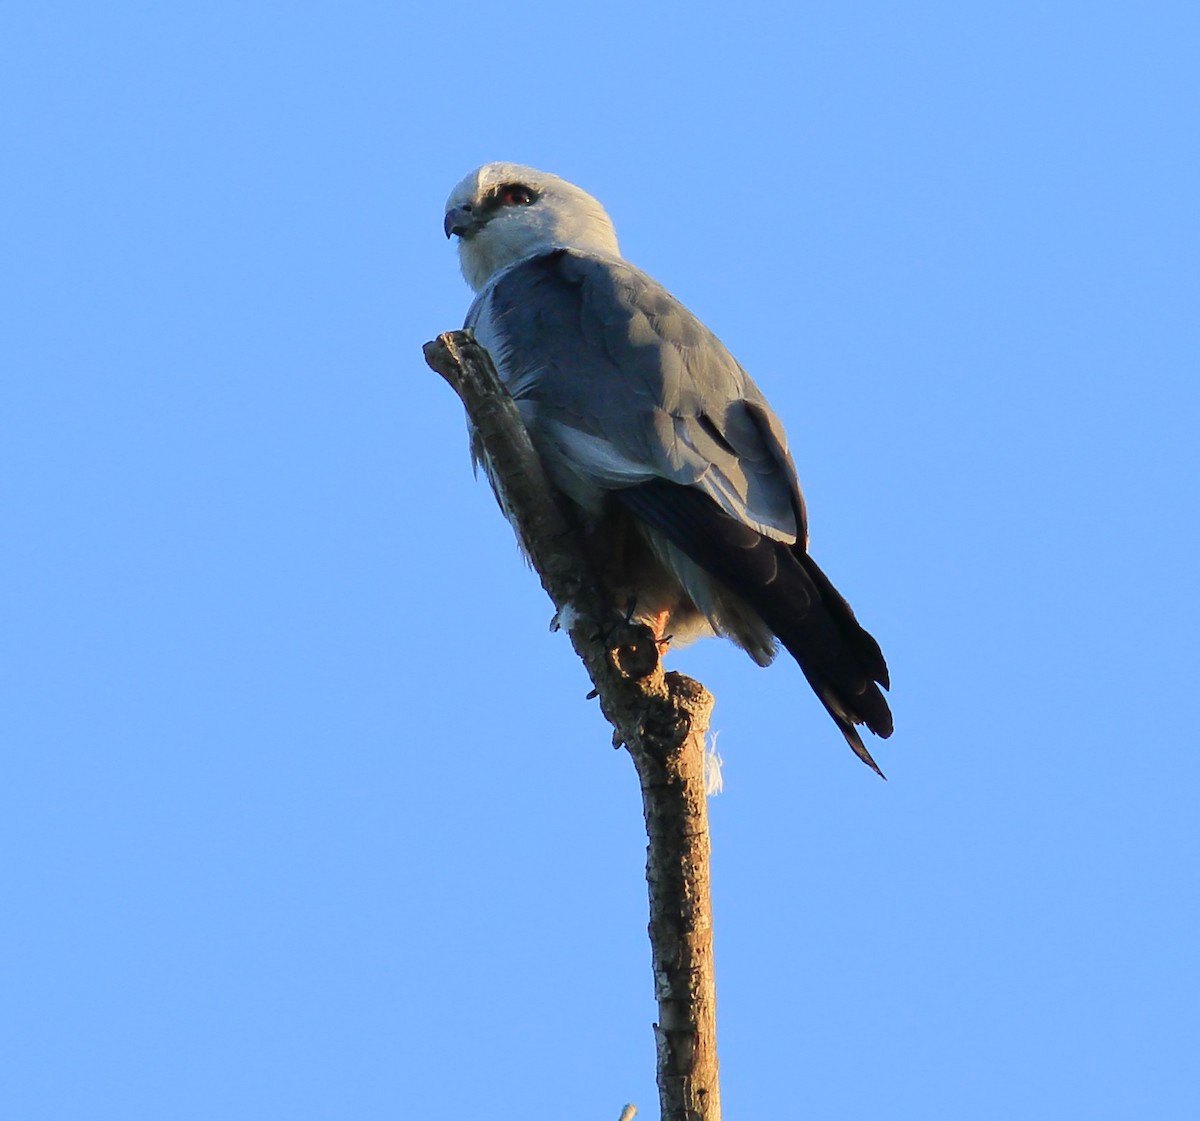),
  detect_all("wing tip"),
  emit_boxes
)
[843,721,888,780]
[813,682,891,779]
